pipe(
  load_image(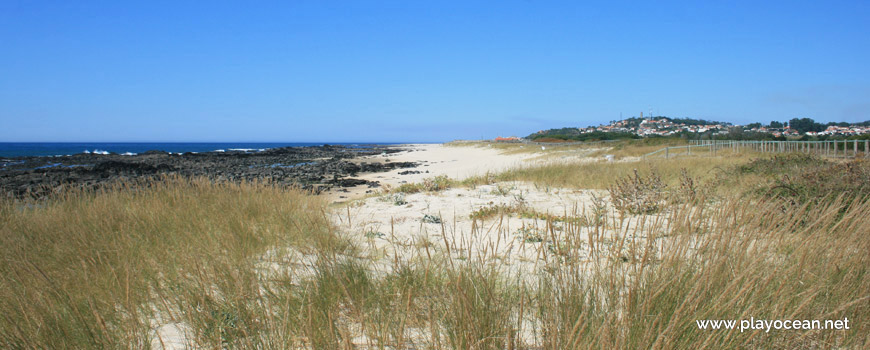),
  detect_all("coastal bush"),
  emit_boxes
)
[738,153,827,176]
[733,155,870,205]
[394,183,423,193]
[608,169,667,214]
[769,158,870,203]
[394,175,452,194]
[423,175,451,192]
[469,202,518,220]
